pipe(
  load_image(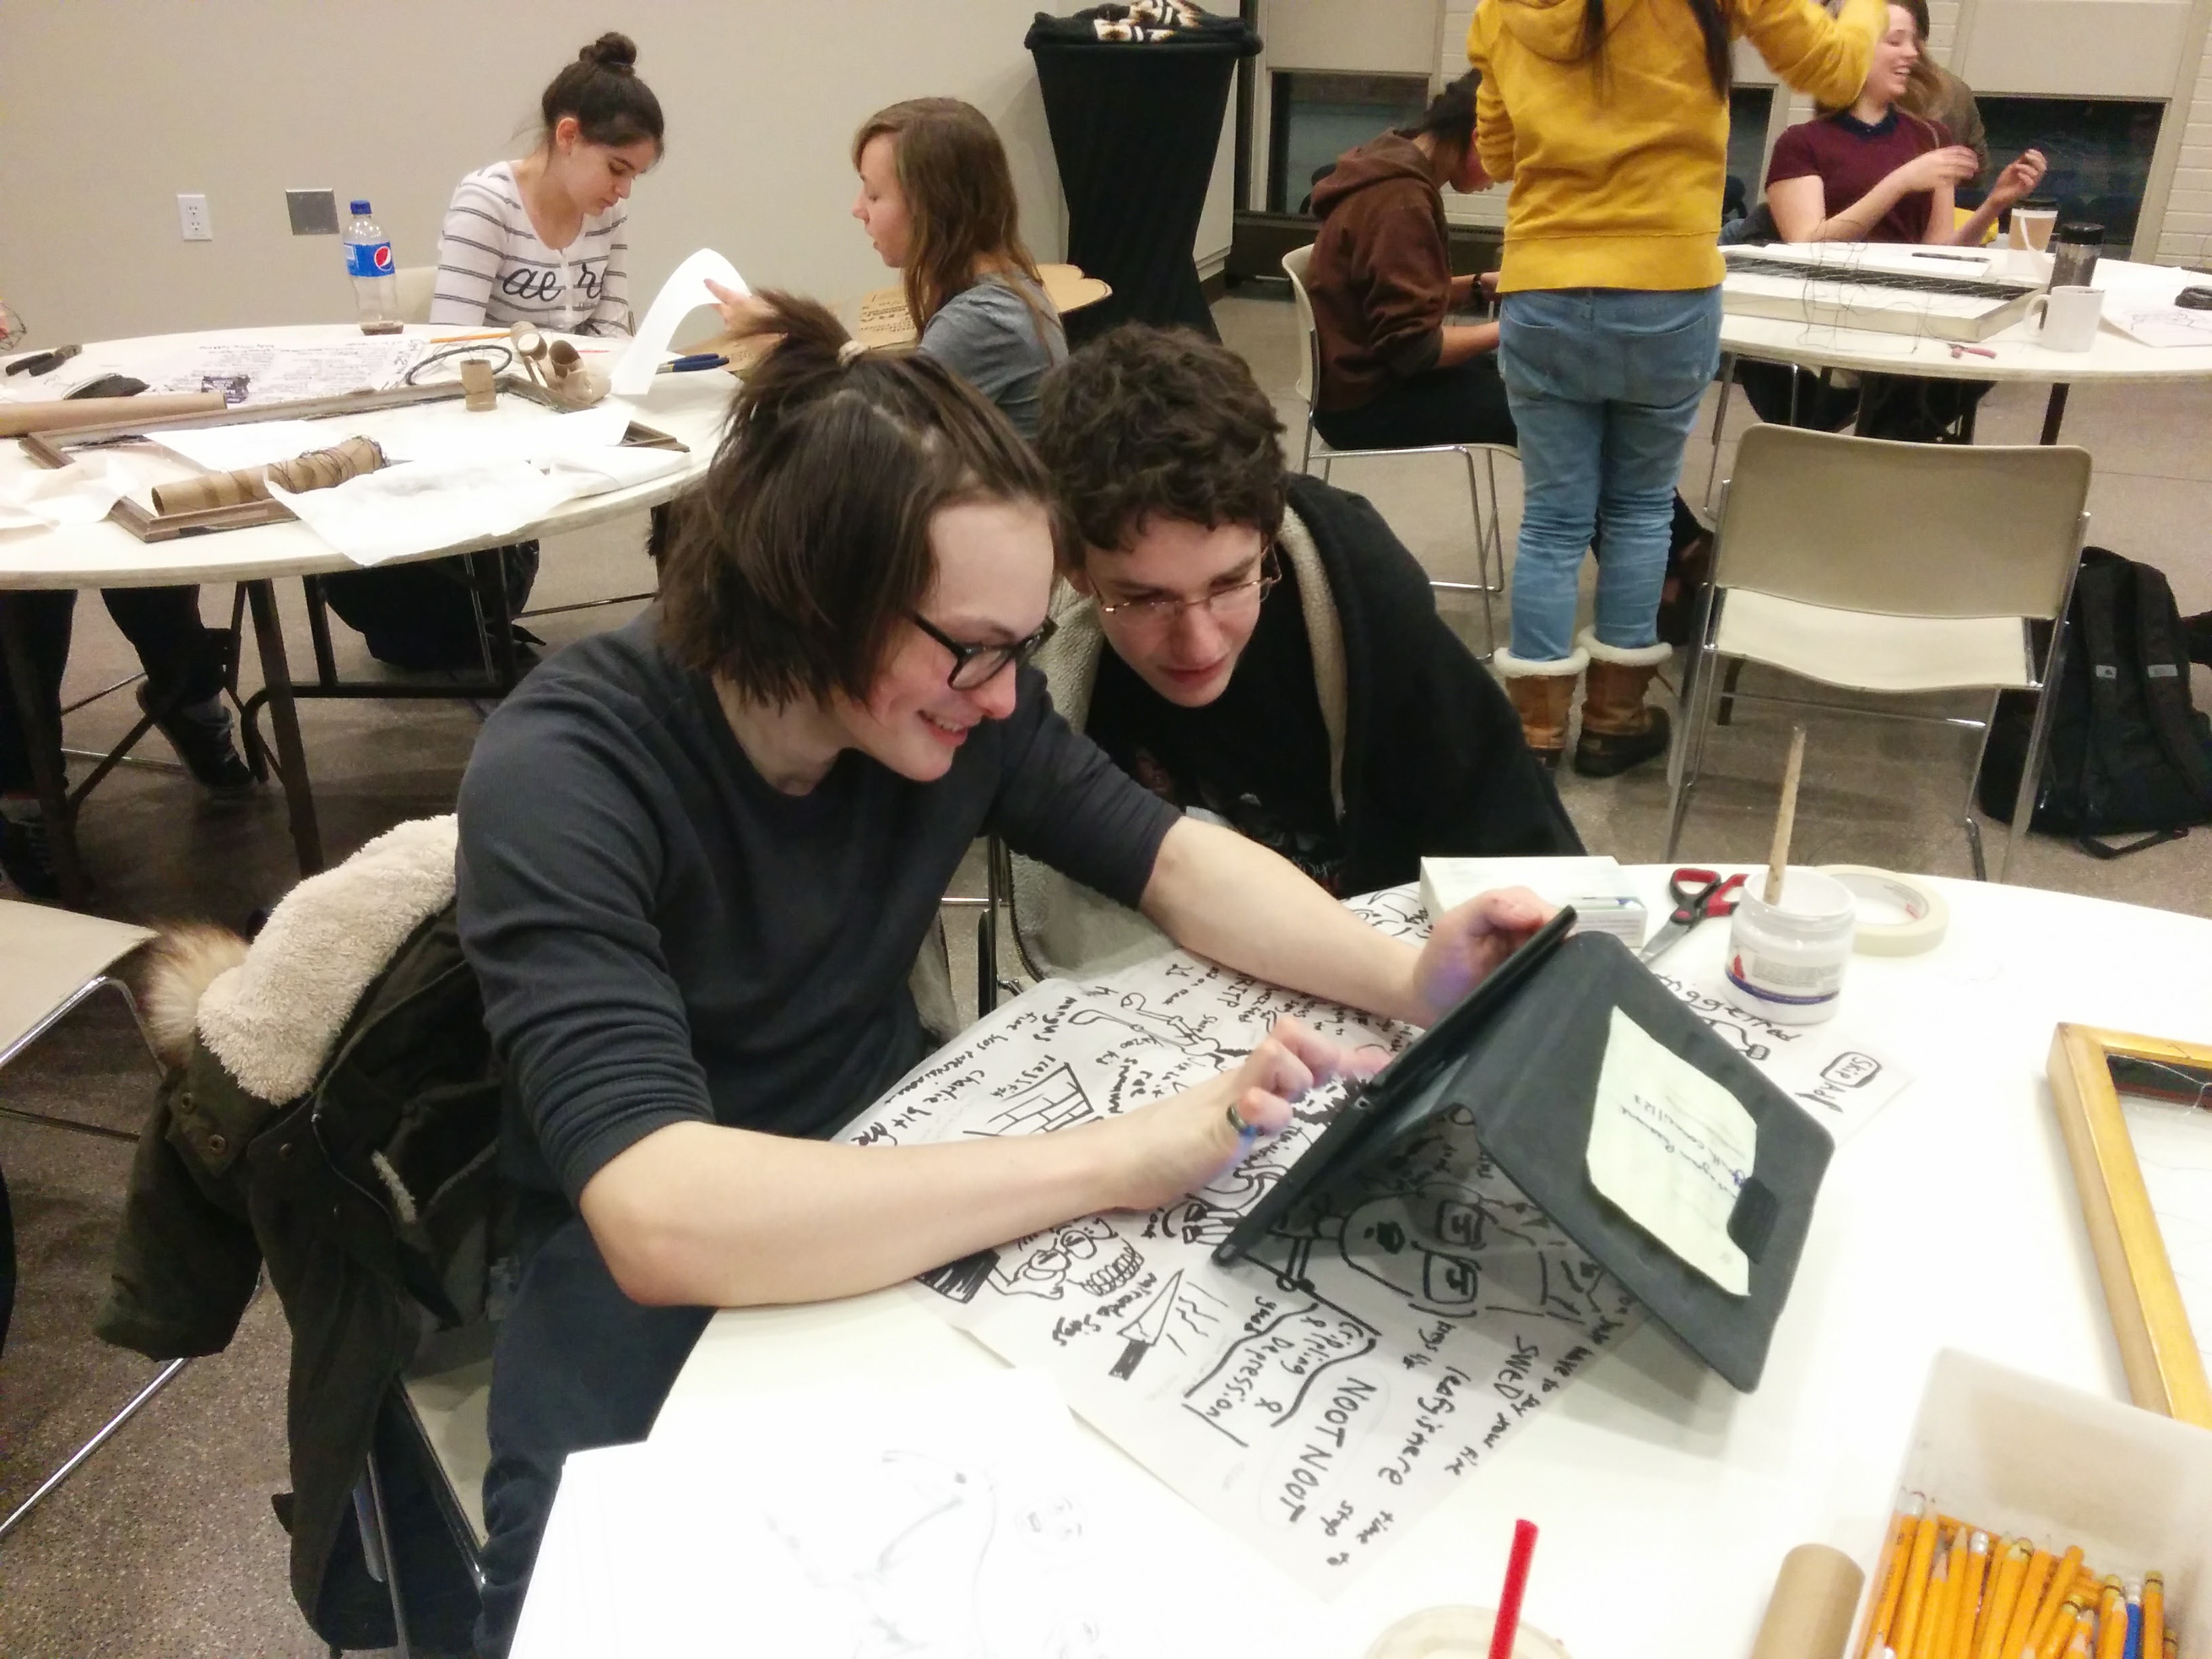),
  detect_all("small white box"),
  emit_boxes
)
[1419,856,1647,950]
[1864,1350,2212,1656]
